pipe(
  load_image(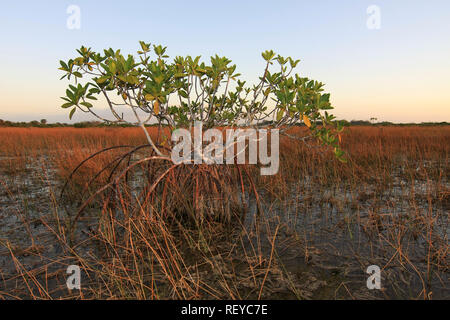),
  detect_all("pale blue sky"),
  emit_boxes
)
[0,0,449,123]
